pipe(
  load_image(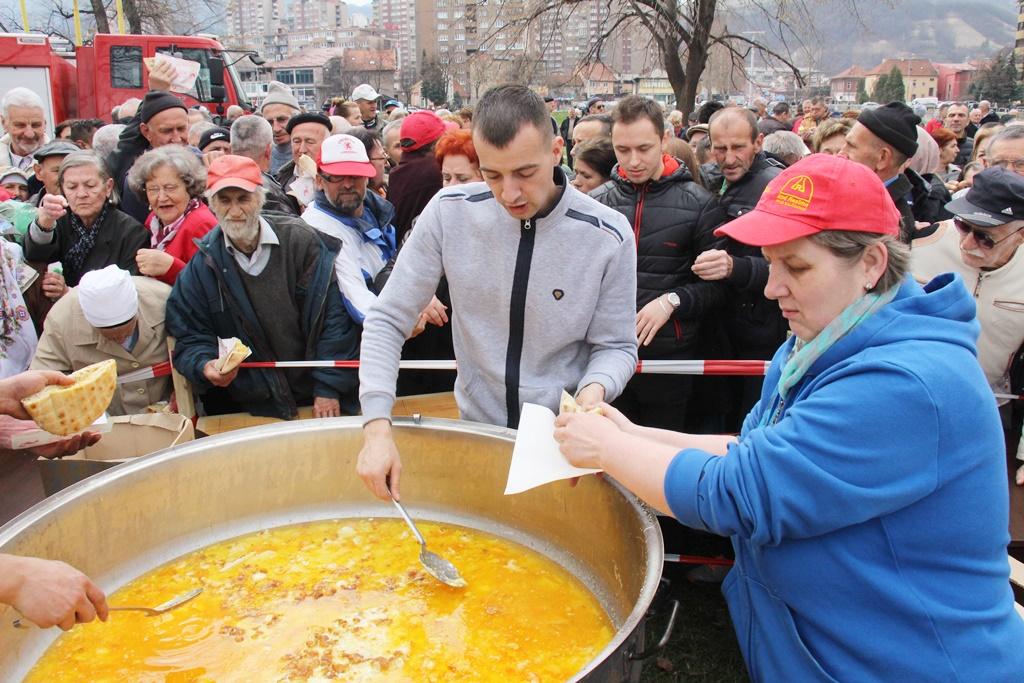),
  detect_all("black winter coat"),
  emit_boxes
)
[908,170,952,226]
[886,173,917,244]
[592,159,727,358]
[704,154,789,358]
[24,205,148,287]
